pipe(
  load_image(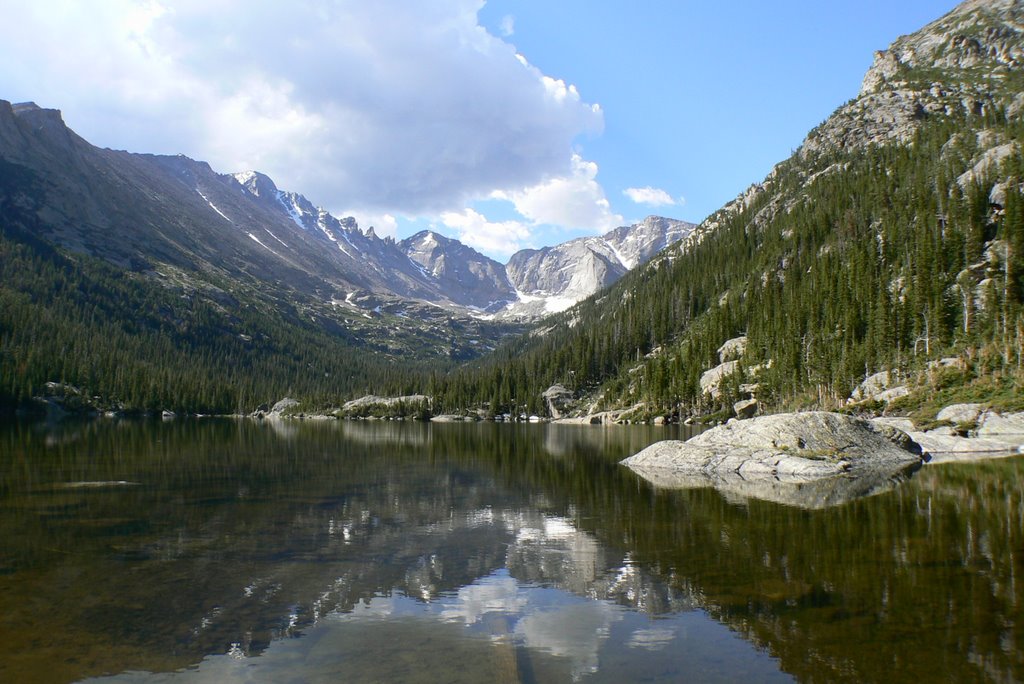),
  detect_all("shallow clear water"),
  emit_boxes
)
[0,418,1021,683]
